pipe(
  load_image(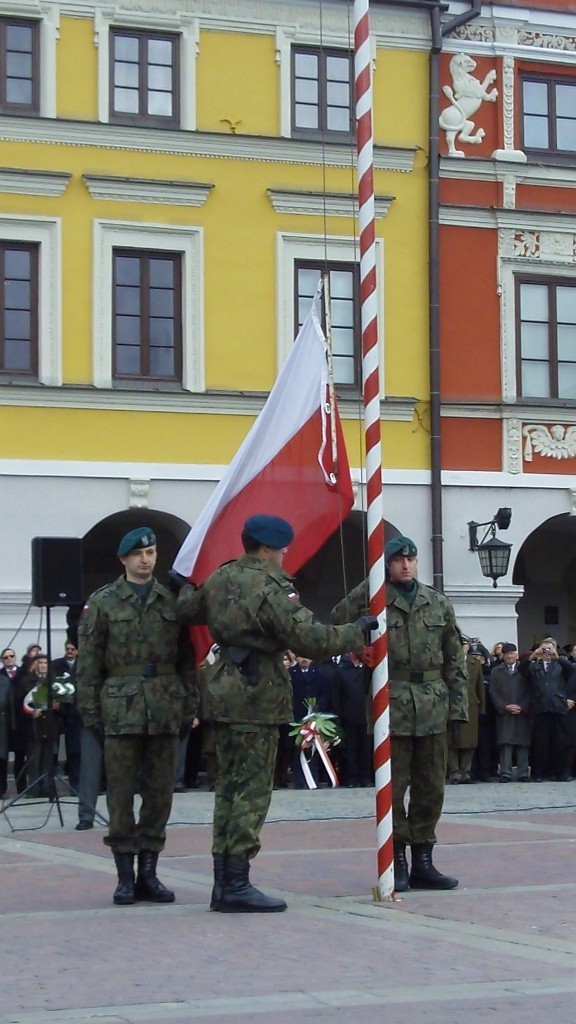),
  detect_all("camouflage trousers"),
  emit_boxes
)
[104,734,178,854]
[392,732,447,846]
[212,722,278,860]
